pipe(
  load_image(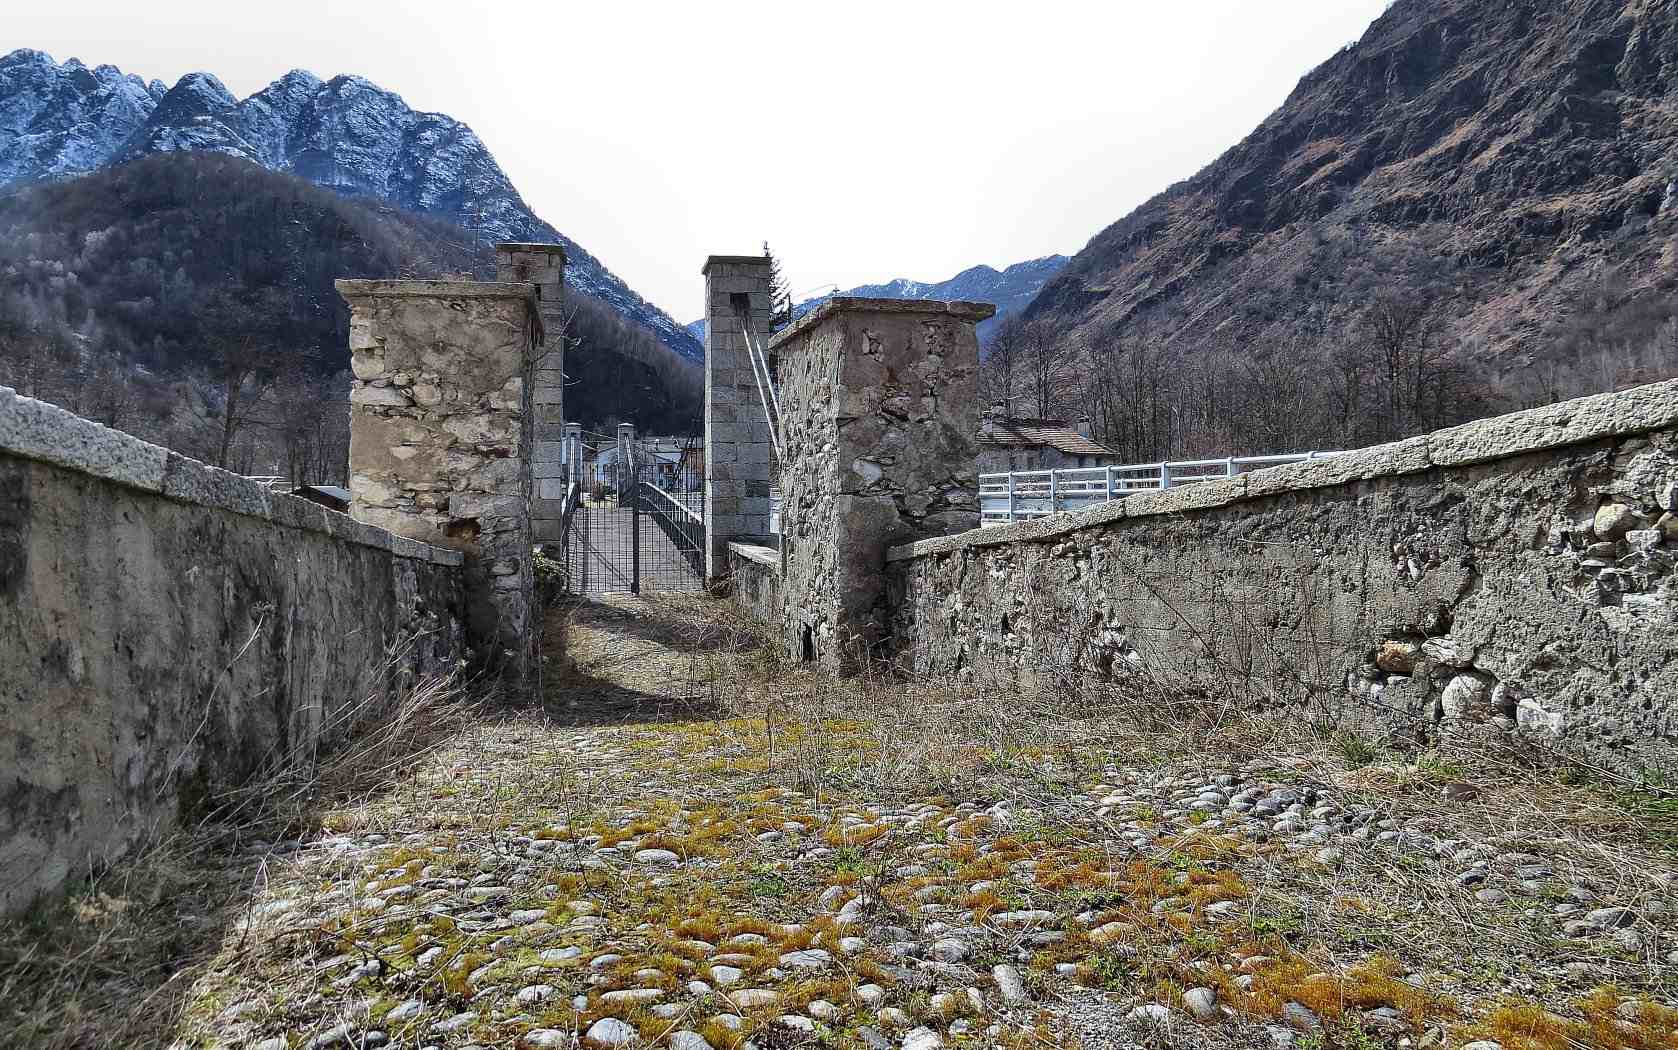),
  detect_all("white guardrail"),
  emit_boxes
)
[979,452,1341,527]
